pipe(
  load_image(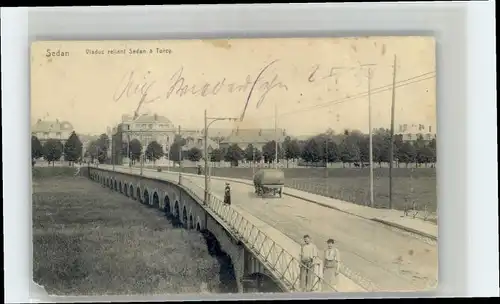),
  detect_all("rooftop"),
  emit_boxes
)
[121,113,174,126]
[32,119,74,133]
[220,128,287,144]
